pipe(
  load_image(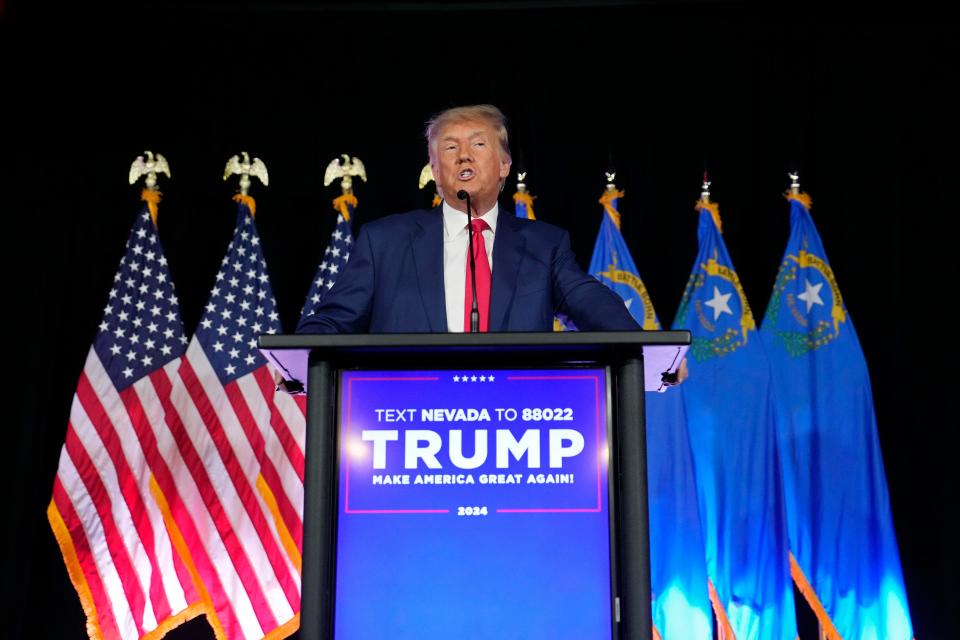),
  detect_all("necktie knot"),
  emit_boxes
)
[470,218,489,234]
